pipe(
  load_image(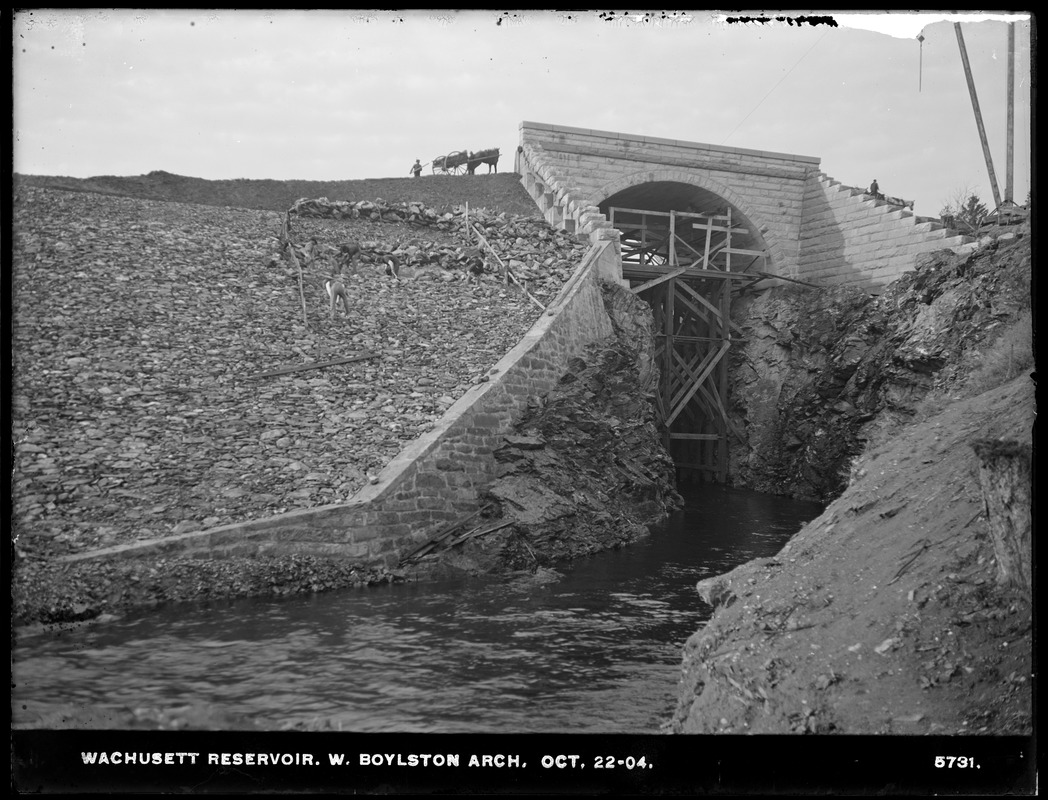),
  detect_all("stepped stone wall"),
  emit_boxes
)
[60,242,621,568]
[798,171,973,290]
